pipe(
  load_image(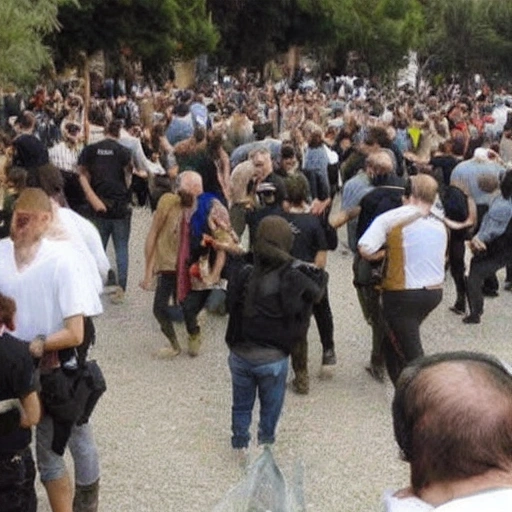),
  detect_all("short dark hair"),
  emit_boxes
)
[500,169,512,199]
[106,119,123,138]
[280,144,296,160]
[365,126,390,148]
[393,351,512,493]
[284,174,309,205]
